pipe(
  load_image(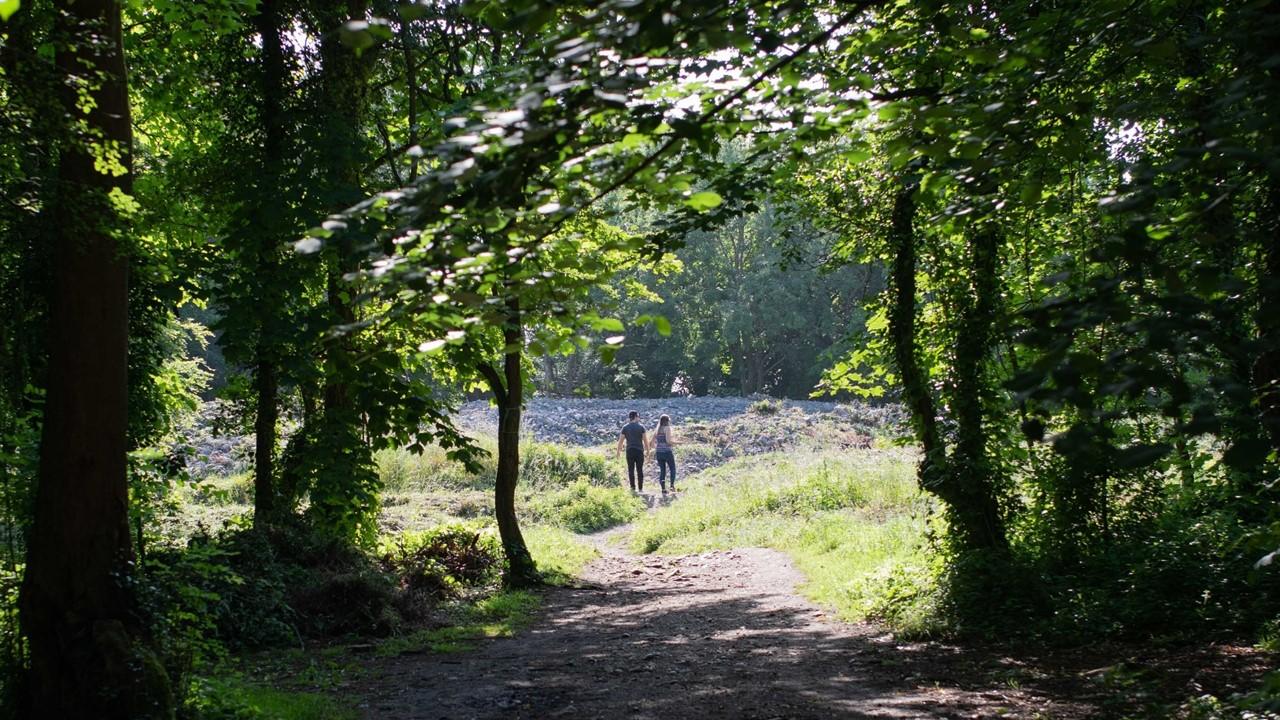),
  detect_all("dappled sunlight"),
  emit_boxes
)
[349,548,1102,719]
